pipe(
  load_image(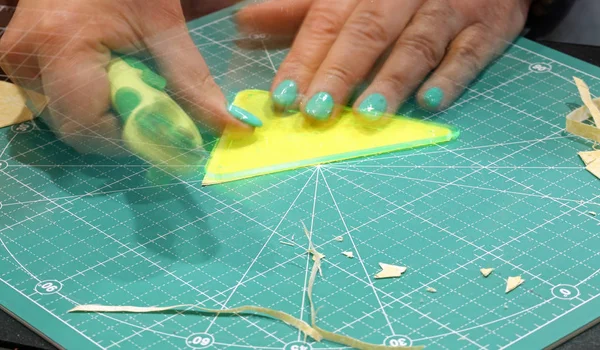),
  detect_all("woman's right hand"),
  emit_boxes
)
[0,0,252,155]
